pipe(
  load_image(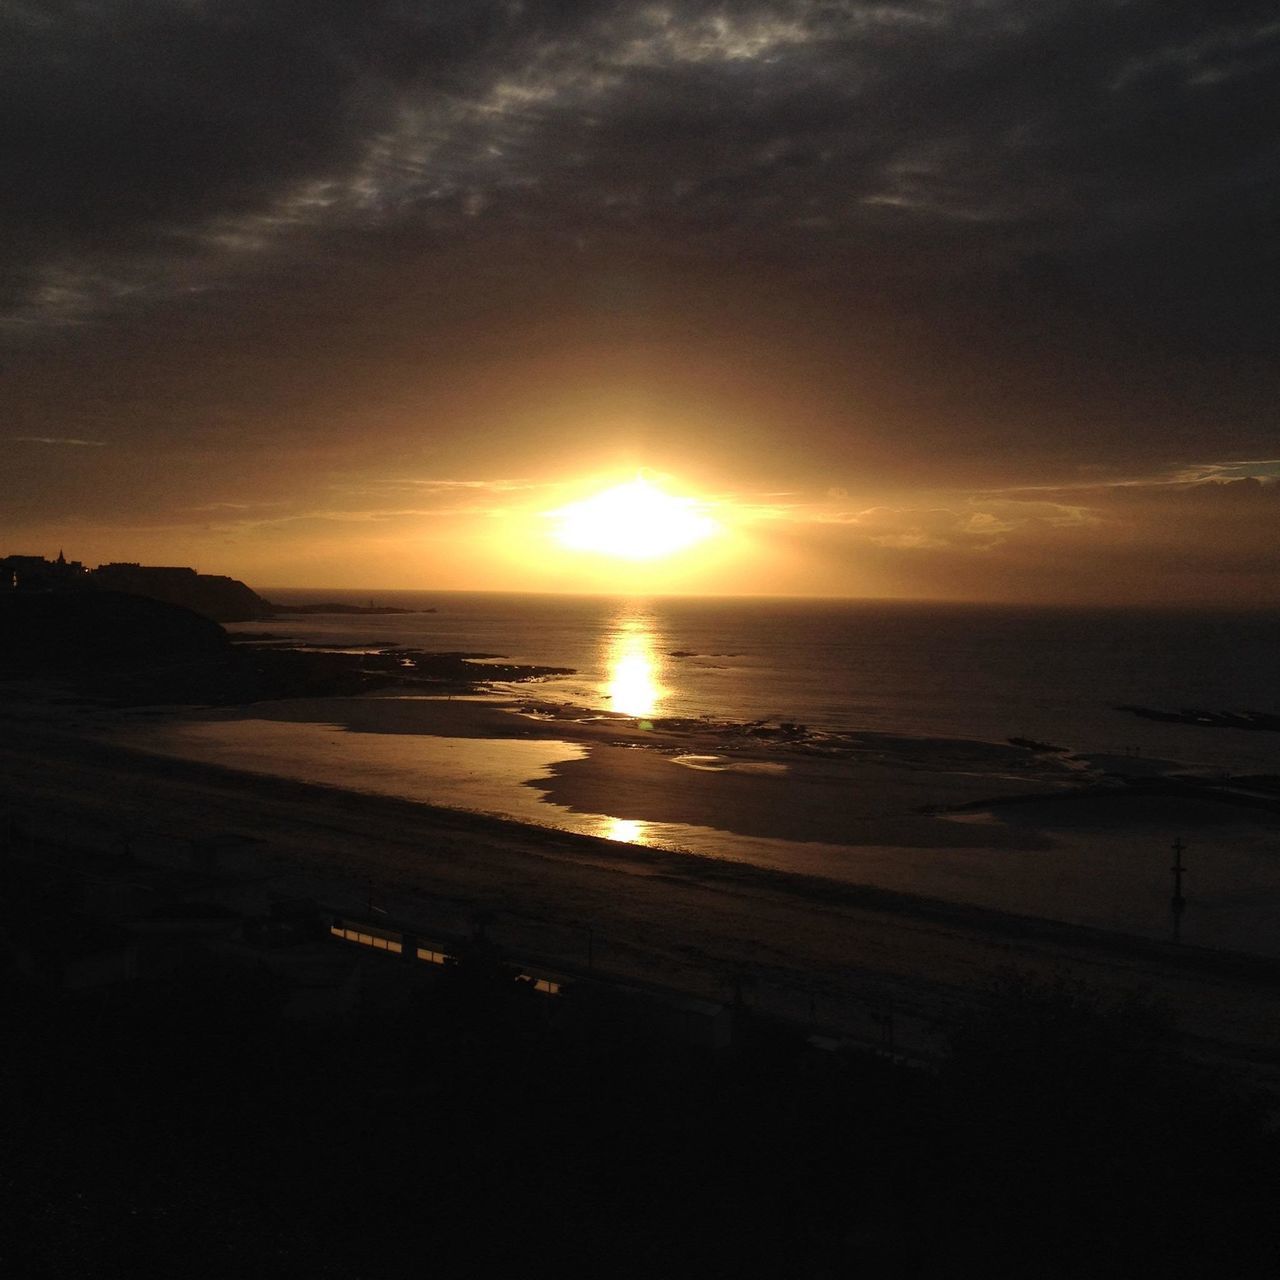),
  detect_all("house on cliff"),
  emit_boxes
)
[0,550,86,591]
[1,549,271,622]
